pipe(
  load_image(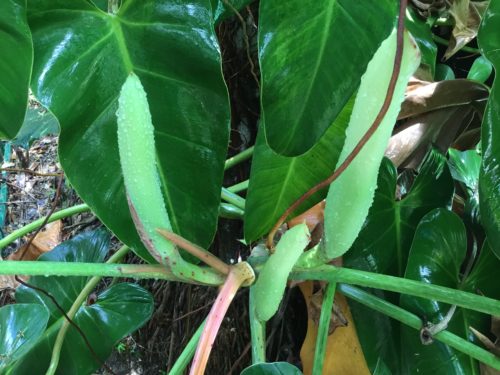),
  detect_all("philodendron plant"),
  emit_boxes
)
[1,0,500,374]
